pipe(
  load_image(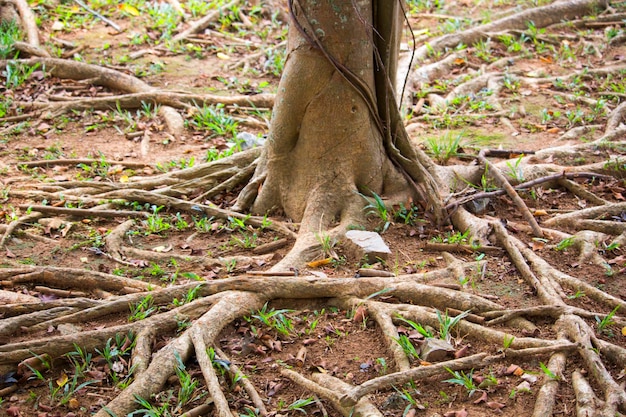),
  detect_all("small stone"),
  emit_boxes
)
[345,230,391,263]
[419,338,455,362]
[520,373,538,384]
[516,381,532,392]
